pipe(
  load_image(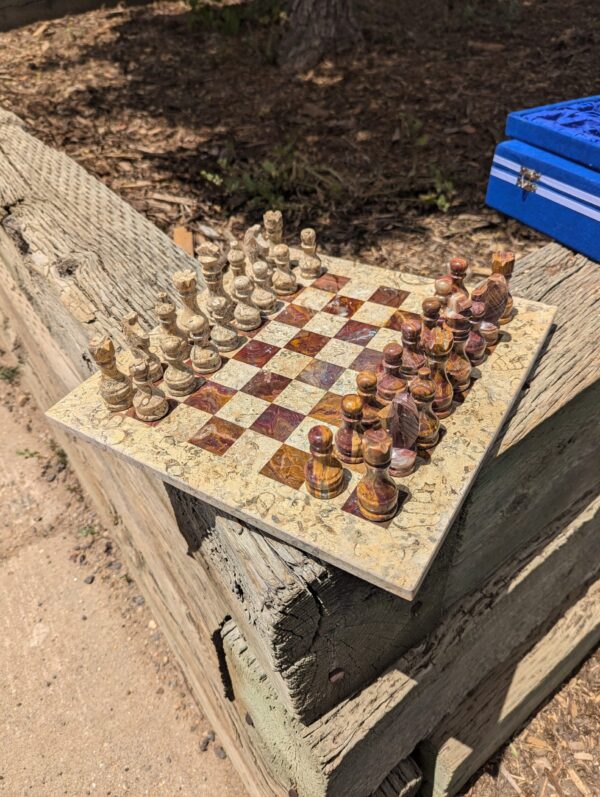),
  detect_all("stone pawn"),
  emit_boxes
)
[357,429,399,523]
[251,261,277,317]
[299,228,322,280]
[272,244,298,296]
[209,296,240,352]
[334,394,364,464]
[304,425,345,500]
[122,311,162,382]
[232,276,262,332]
[130,359,169,422]
[89,335,133,413]
[161,336,197,397]
[188,315,221,375]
